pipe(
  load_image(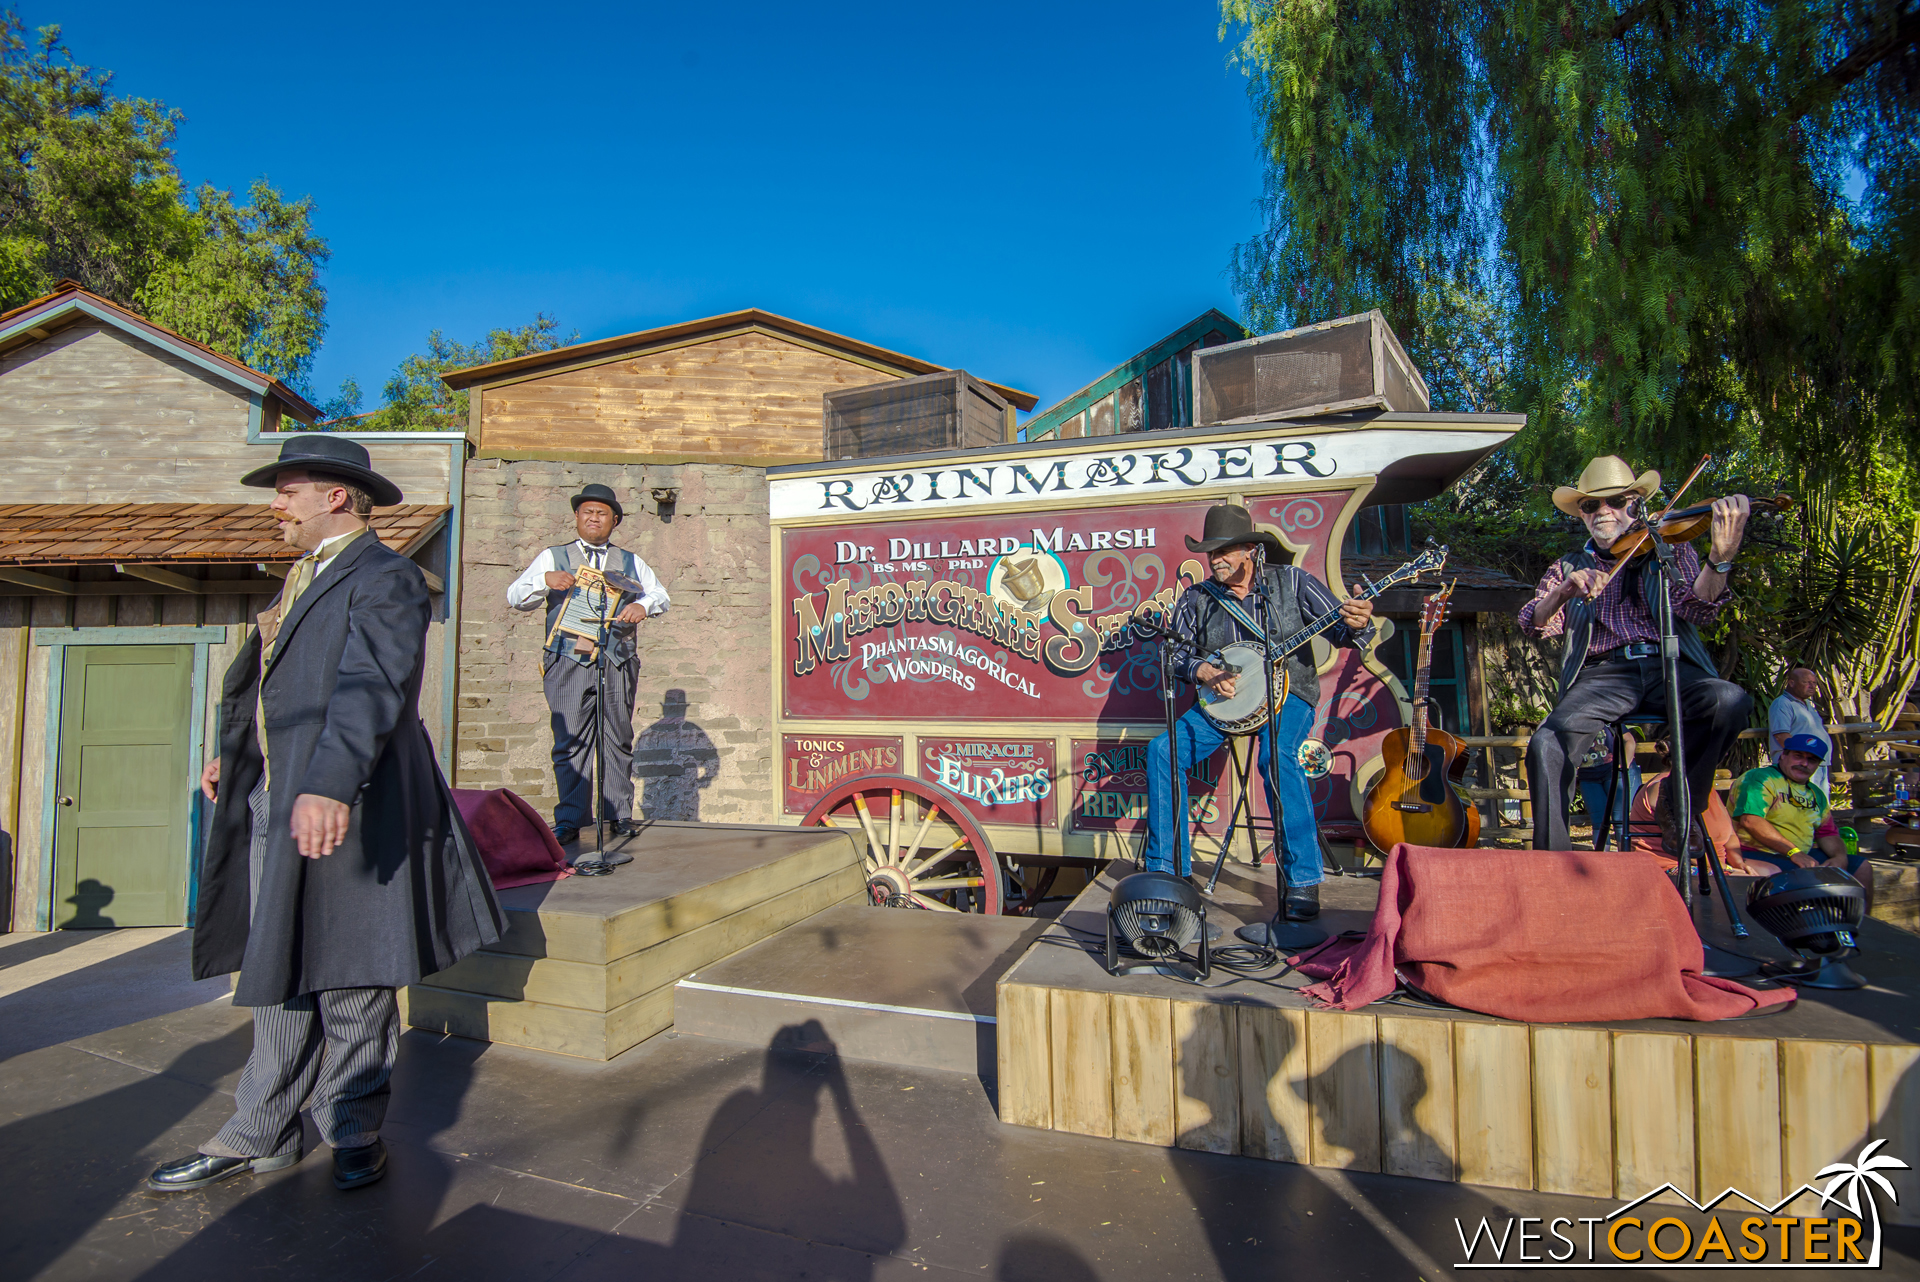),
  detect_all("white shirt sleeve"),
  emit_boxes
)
[506,548,557,610]
[628,555,671,617]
